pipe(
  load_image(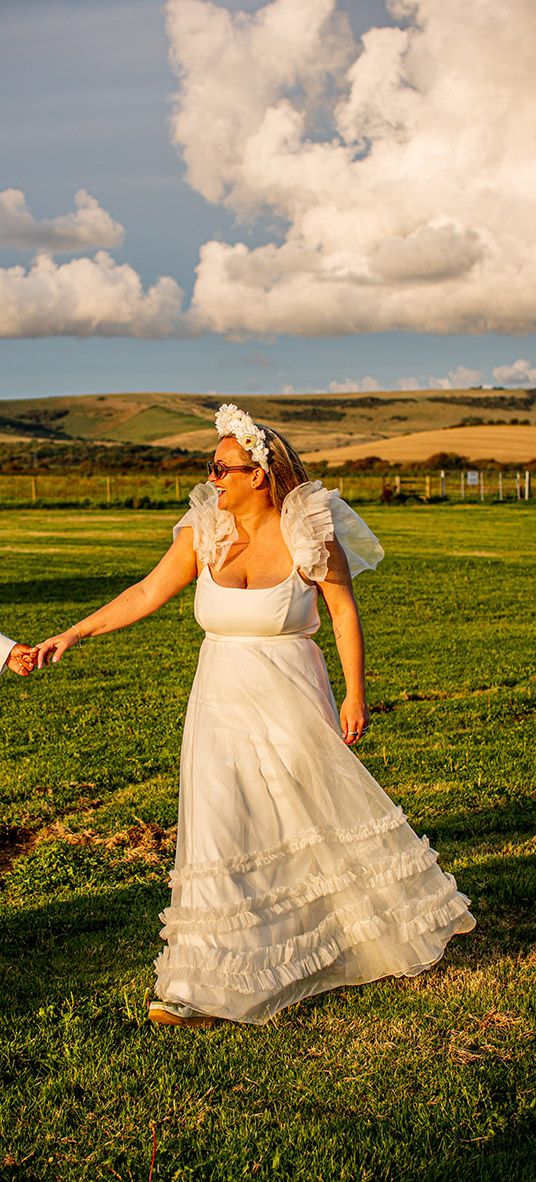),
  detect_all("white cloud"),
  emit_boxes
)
[166,0,352,211]
[329,376,380,393]
[492,358,536,386]
[428,366,483,390]
[0,252,188,338]
[166,0,536,337]
[0,190,194,338]
[396,377,422,390]
[0,189,124,253]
